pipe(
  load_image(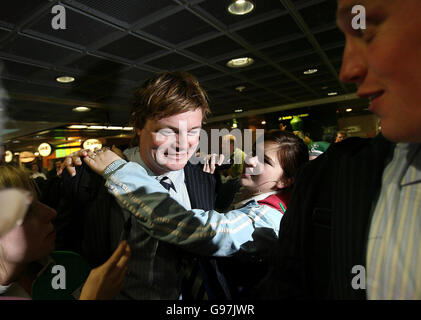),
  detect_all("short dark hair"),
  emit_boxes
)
[265,129,309,188]
[130,71,210,131]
